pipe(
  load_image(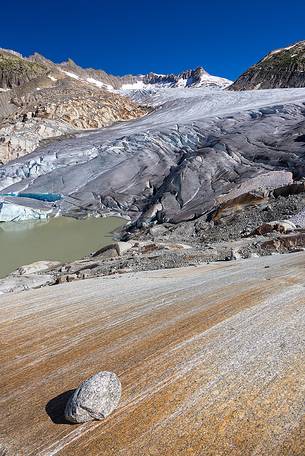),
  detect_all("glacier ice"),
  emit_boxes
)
[0,197,55,222]
[1,86,305,222]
